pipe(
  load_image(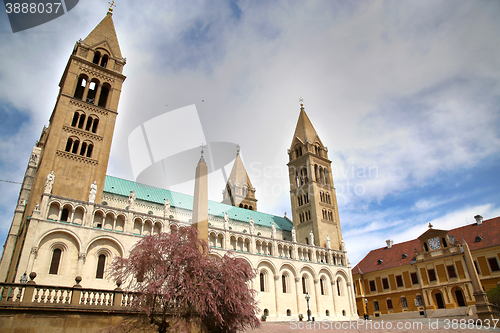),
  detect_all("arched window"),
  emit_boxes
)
[49,248,62,275]
[263,309,269,317]
[79,142,87,156]
[71,140,80,154]
[71,112,79,127]
[92,51,101,65]
[60,208,70,222]
[85,116,94,131]
[387,299,393,310]
[98,83,110,108]
[96,254,106,279]
[302,276,307,294]
[282,275,287,293]
[287,309,292,316]
[325,310,330,316]
[260,272,265,292]
[74,75,87,100]
[337,278,342,296]
[65,138,73,152]
[320,278,325,295]
[86,79,99,104]
[78,113,86,129]
[100,54,108,68]
[86,144,93,158]
[91,118,99,133]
